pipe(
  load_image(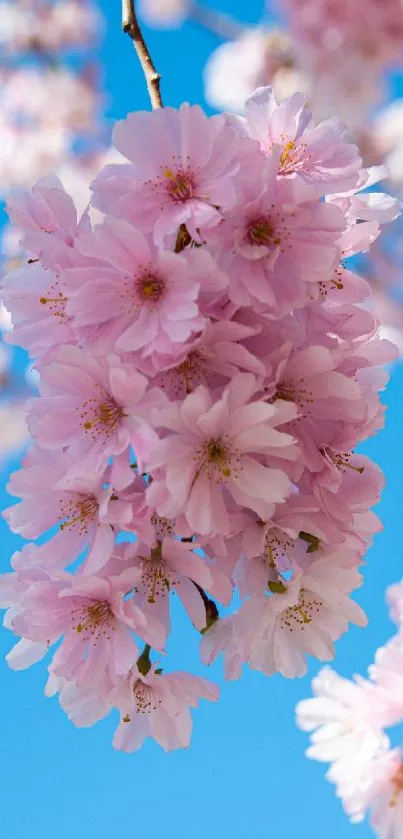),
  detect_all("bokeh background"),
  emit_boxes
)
[1,2,402,837]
